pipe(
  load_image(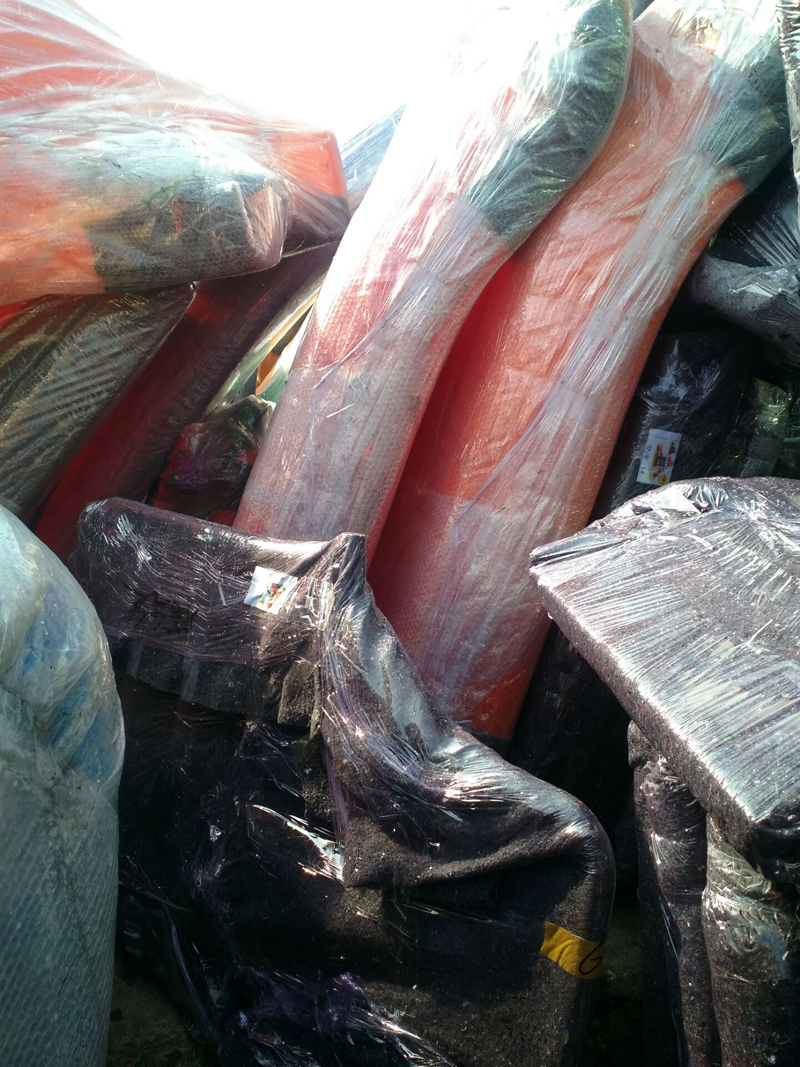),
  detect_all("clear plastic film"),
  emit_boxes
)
[629,725,720,1067]
[779,0,800,218]
[151,395,273,525]
[529,476,800,884]
[686,160,800,373]
[73,498,614,1067]
[0,0,348,303]
[236,0,634,548]
[0,506,124,1066]
[0,286,192,519]
[370,0,788,744]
